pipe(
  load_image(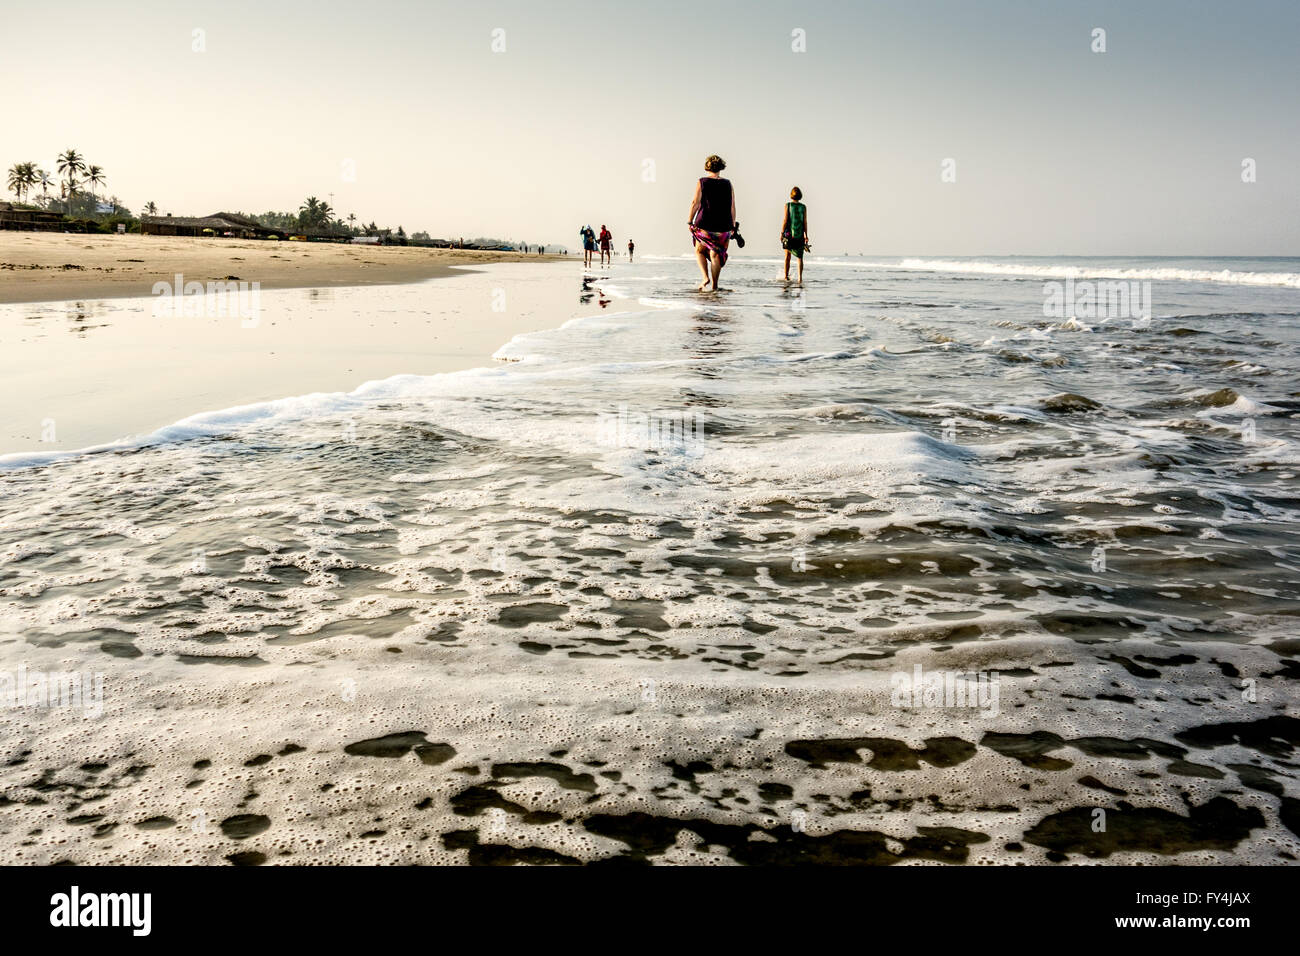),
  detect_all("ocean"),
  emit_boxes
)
[1,254,1298,864]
